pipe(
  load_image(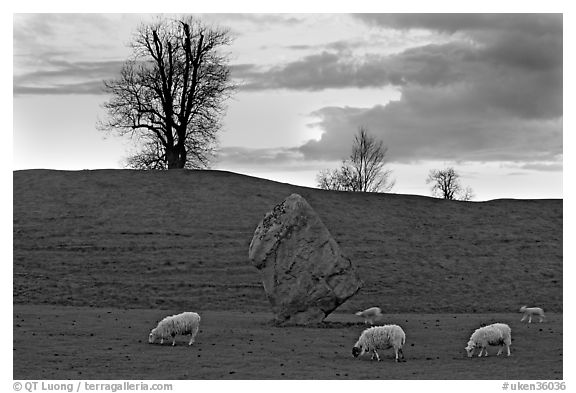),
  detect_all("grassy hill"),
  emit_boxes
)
[13,169,562,314]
